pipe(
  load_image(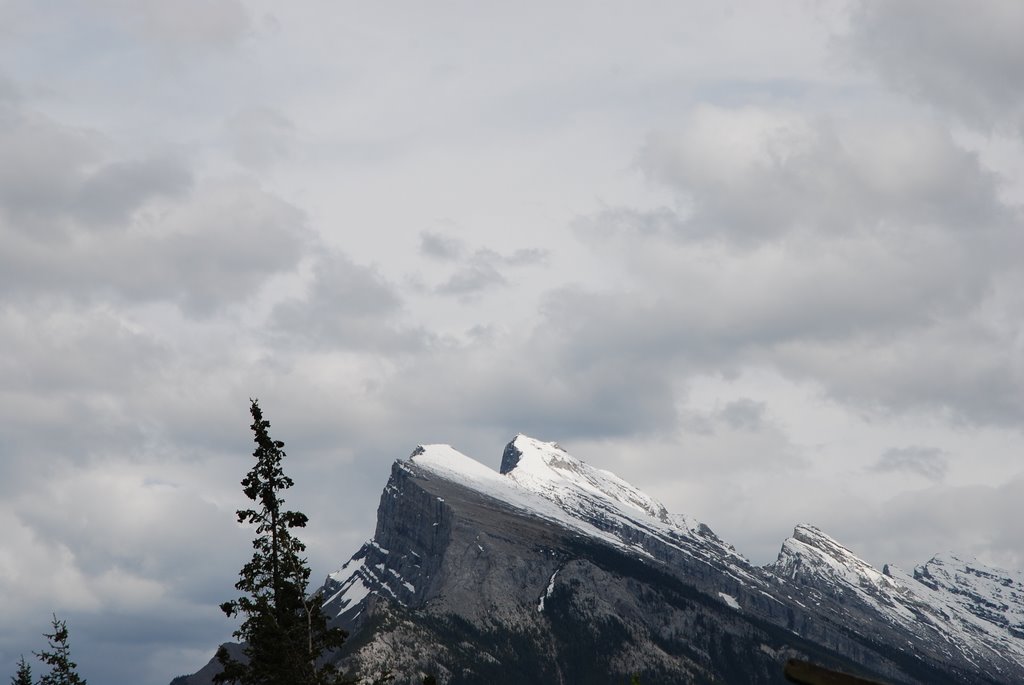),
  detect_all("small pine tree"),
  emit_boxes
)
[34,615,86,685]
[215,399,347,685]
[10,655,32,685]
